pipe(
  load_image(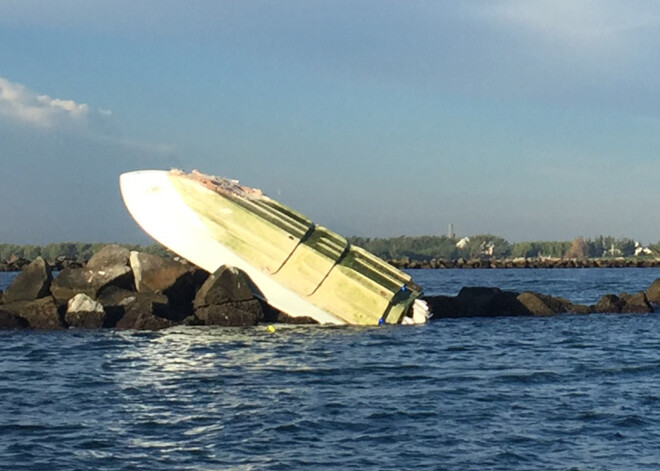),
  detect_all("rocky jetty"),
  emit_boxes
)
[424,282,658,319]
[0,245,314,330]
[1,245,658,329]
[0,255,83,272]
